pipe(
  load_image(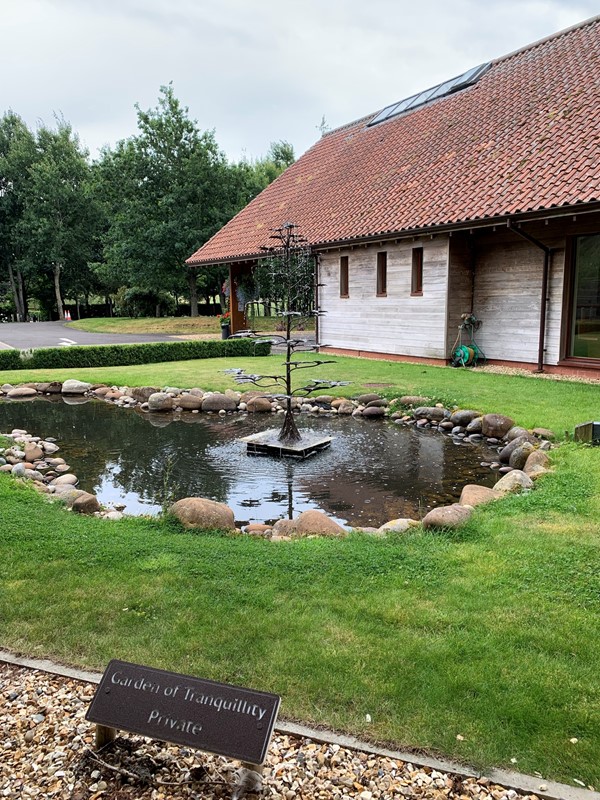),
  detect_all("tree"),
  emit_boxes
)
[99,85,239,316]
[0,112,37,320]
[16,121,98,320]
